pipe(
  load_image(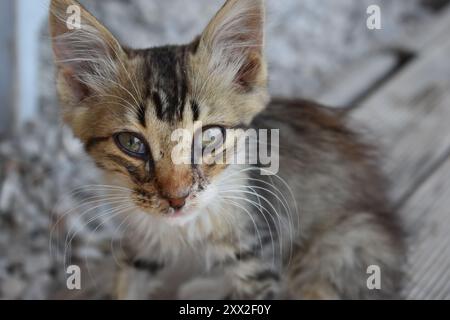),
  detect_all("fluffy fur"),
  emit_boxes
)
[50,0,404,299]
